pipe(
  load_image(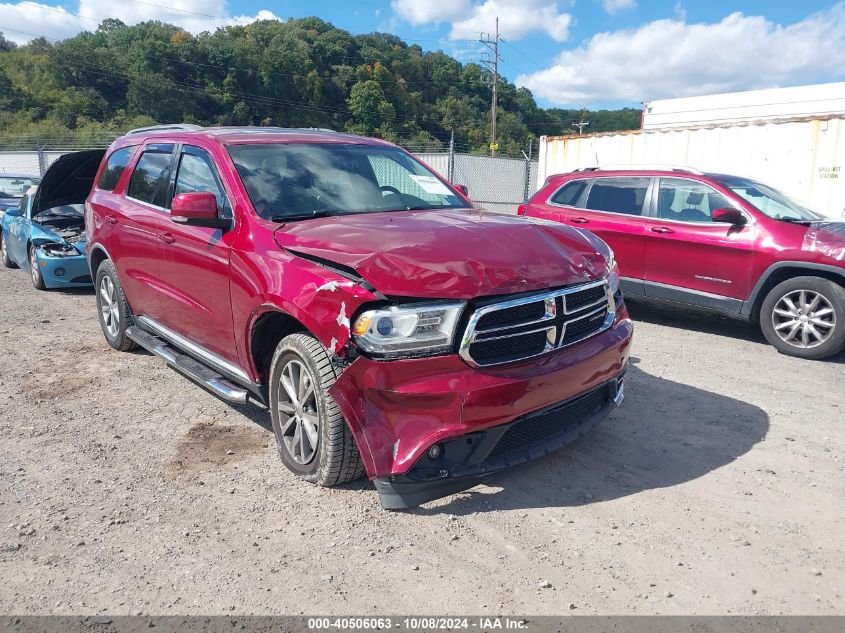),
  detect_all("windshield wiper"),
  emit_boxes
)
[779,216,814,224]
[269,209,333,222]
